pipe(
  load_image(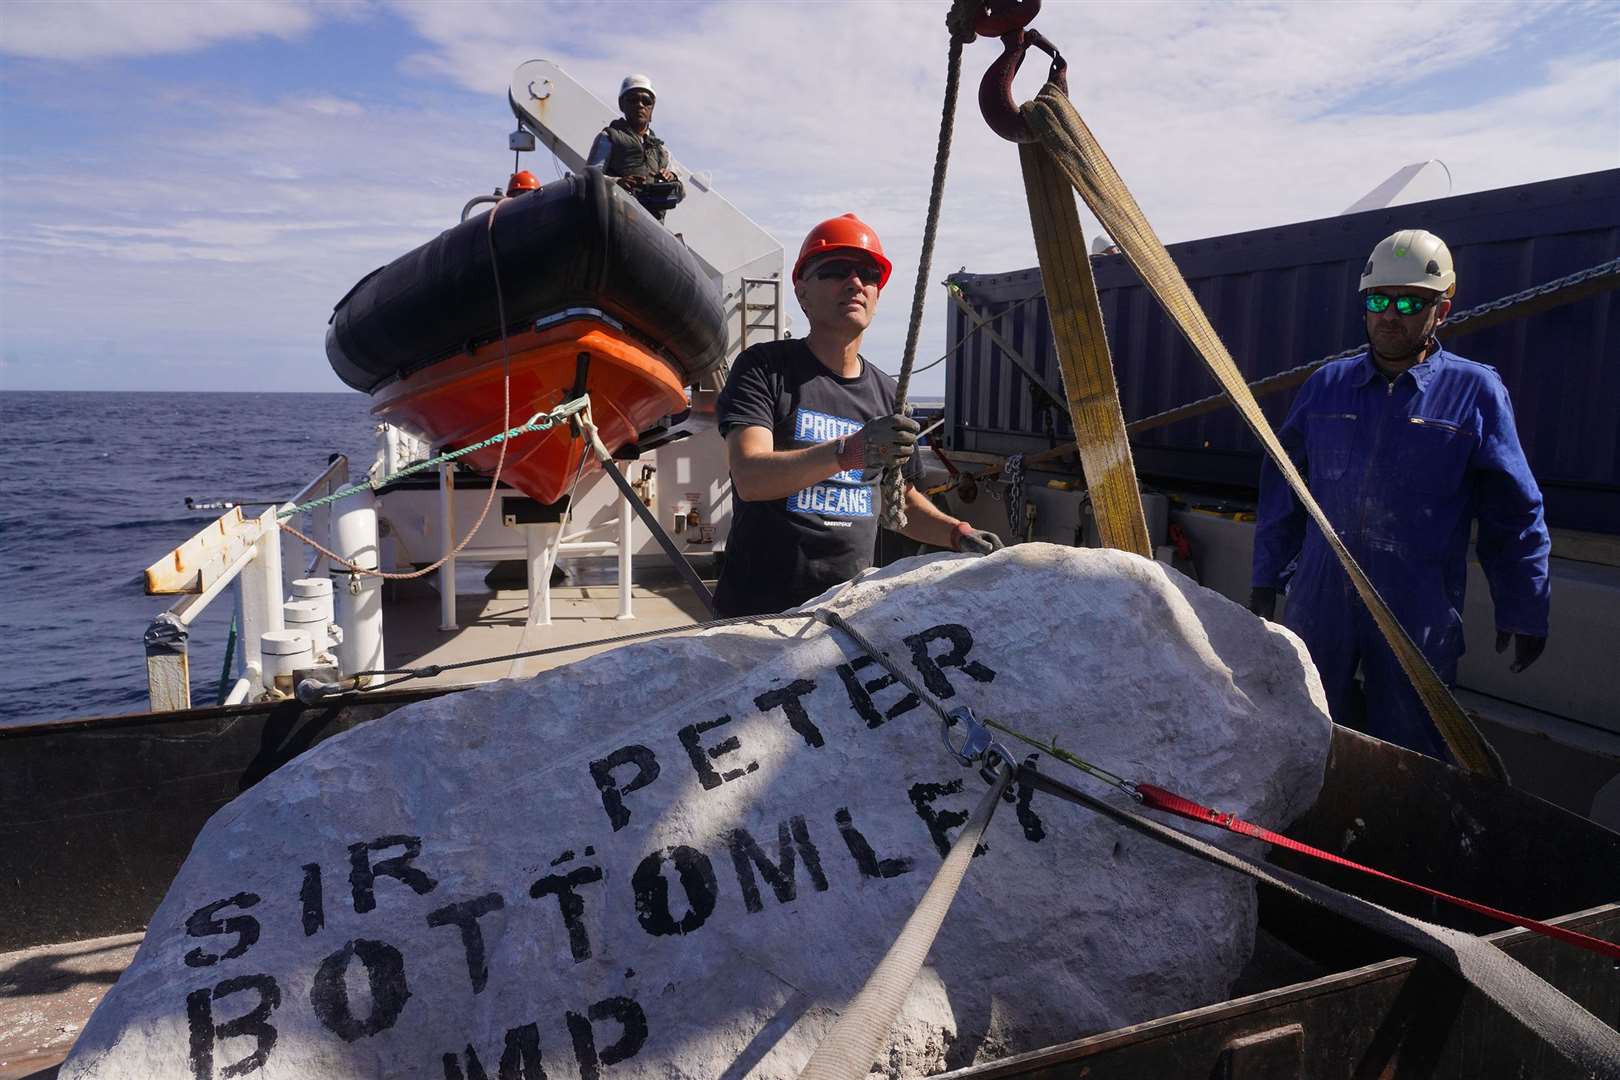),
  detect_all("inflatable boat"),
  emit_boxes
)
[325,167,727,503]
